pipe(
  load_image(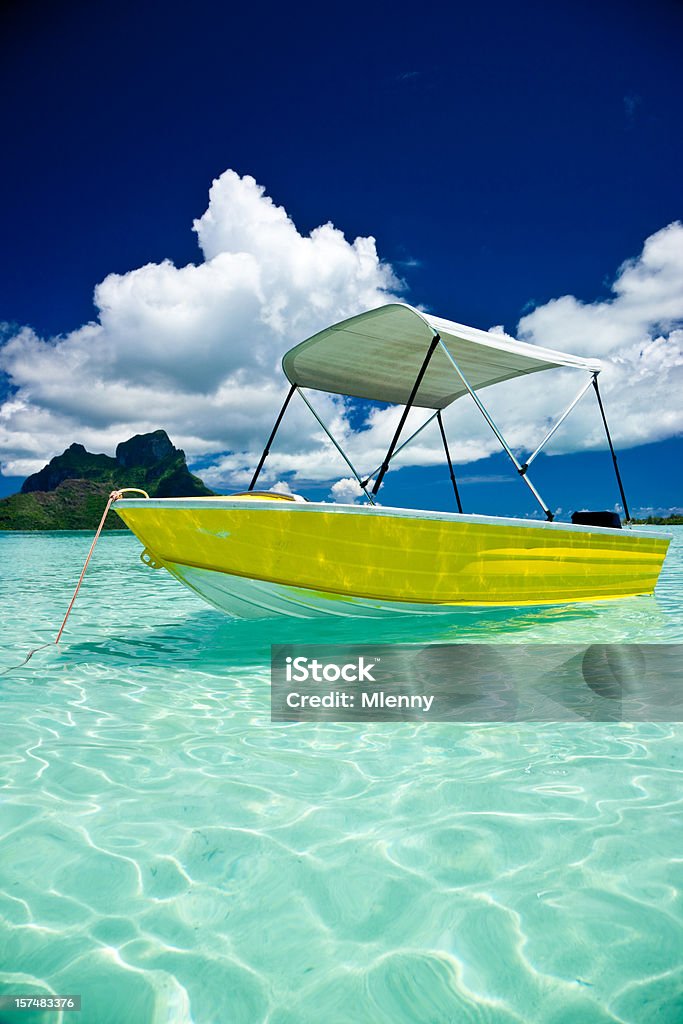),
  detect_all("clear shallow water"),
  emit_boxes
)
[0,528,681,1023]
